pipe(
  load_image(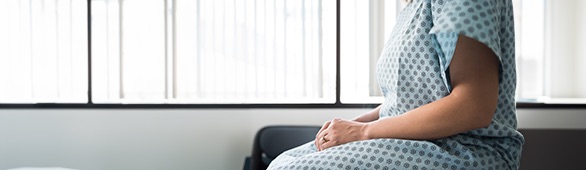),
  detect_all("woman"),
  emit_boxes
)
[268,0,524,169]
